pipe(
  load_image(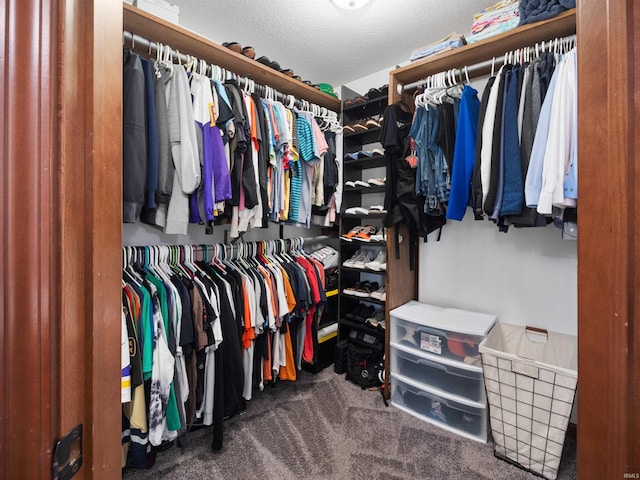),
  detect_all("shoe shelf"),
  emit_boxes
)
[343,185,386,194]
[341,266,387,276]
[339,318,386,333]
[343,127,382,144]
[340,239,386,246]
[338,85,389,345]
[341,211,386,219]
[343,154,388,170]
[340,293,386,306]
[343,96,388,119]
